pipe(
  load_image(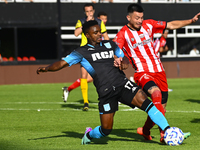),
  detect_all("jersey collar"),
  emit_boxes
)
[87,42,102,48]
